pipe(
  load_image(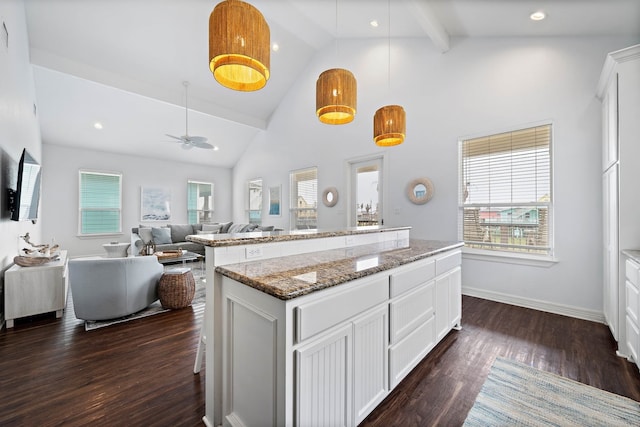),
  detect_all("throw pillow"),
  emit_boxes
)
[256,225,274,232]
[138,227,153,244]
[151,227,172,244]
[169,224,194,243]
[241,223,259,232]
[228,223,251,233]
[219,221,233,233]
[202,223,223,233]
